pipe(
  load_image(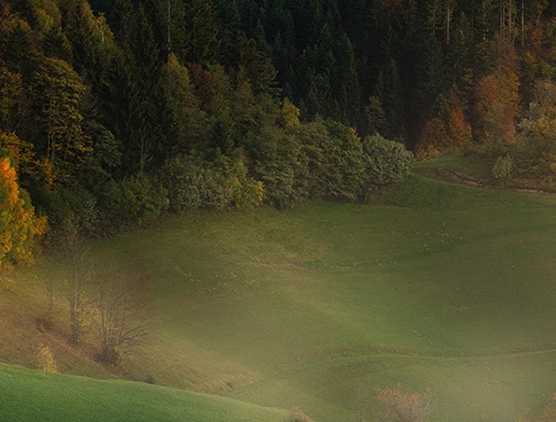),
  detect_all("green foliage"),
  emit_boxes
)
[161,154,232,212]
[162,153,263,212]
[47,184,98,236]
[254,121,411,208]
[100,174,168,227]
[285,121,328,199]
[254,126,308,209]
[492,155,513,185]
[281,98,300,127]
[161,54,205,157]
[5,0,556,248]
[320,120,365,201]
[229,156,264,209]
[362,134,413,186]
[59,0,116,88]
